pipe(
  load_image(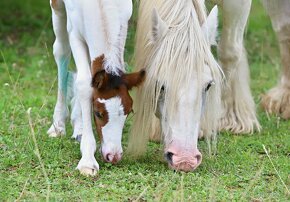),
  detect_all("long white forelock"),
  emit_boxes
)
[98,0,124,76]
